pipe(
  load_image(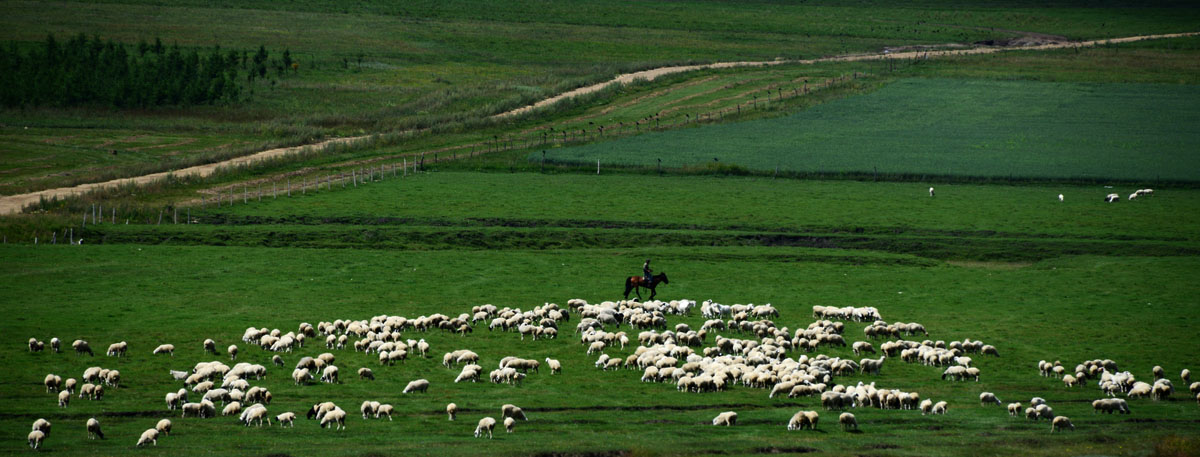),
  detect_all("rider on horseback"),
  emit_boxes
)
[643,259,653,285]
